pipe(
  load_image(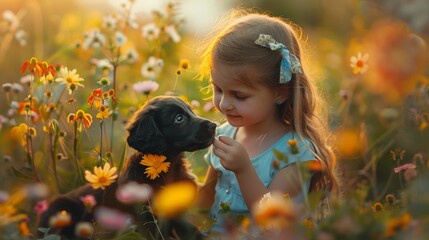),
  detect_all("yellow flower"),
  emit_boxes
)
[0,189,28,226]
[350,52,369,74]
[179,59,190,69]
[55,67,84,94]
[85,162,118,190]
[140,154,170,180]
[96,105,110,119]
[39,73,55,85]
[10,123,36,146]
[153,181,197,219]
[371,202,384,213]
[97,77,111,86]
